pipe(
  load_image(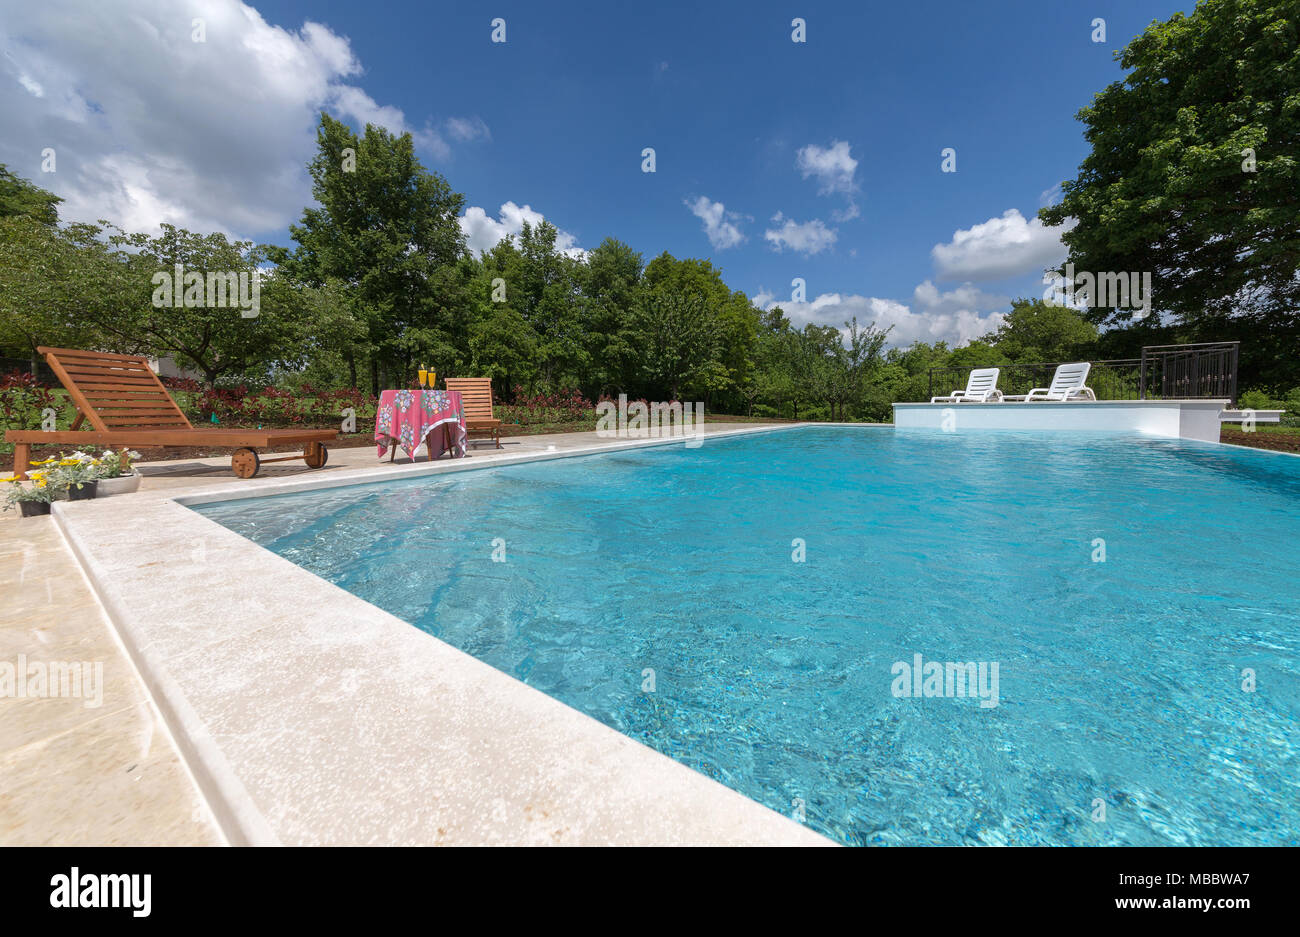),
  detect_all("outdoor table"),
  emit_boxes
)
[374,389,467,461]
